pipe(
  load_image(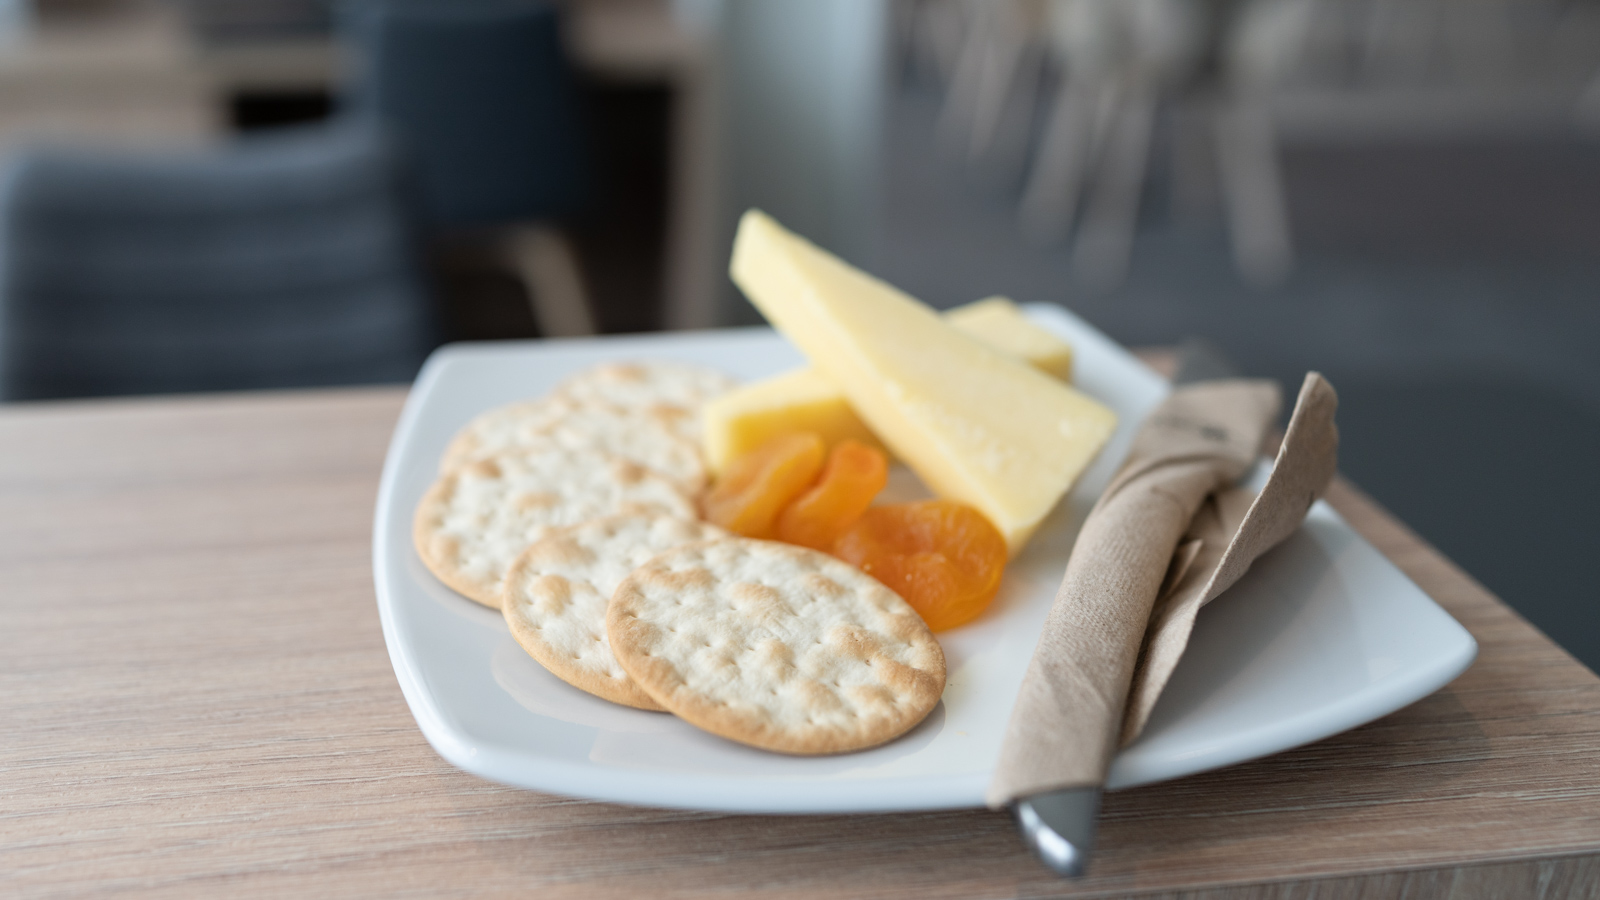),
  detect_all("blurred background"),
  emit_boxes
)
[0,0,1593,669]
